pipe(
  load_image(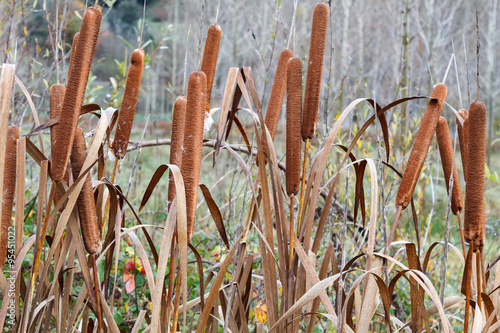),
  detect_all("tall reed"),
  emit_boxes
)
[51,7,102,182]
[0,126,19,269]
[457,109,469,180]
[286,57,302,197]
[464,101,486,251]
[200,23,221,113]
[301,3,328,141]
[436,116,462,215]
[110,49,145,159]
[71,128,102,254]
[168,96,187,210]
[181,72,207,241]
